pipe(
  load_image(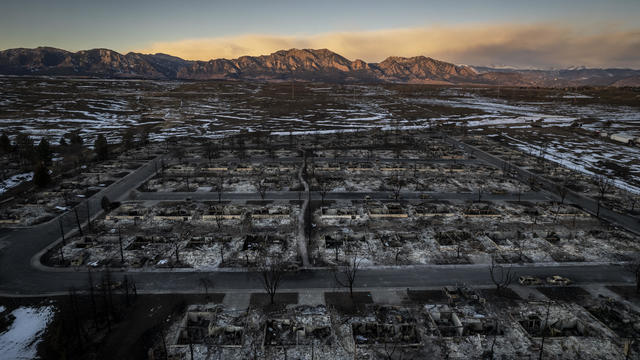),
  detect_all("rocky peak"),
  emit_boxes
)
[245,48,353,72]
[352,59,370,70]
[378,55,476,80]
[0,46,637,86]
